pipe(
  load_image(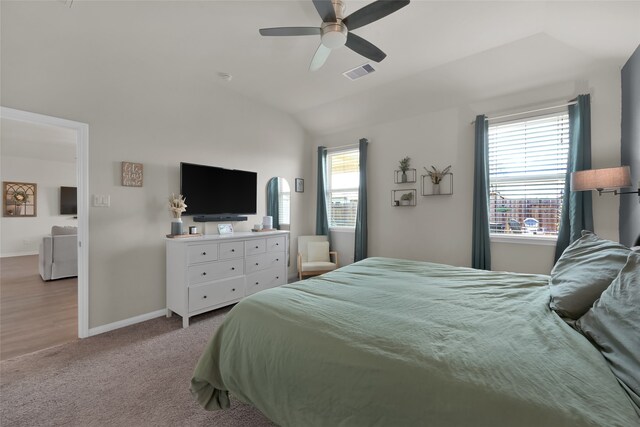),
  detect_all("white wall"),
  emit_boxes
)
[1,4,313,328]
[0,155,77,257]
[314,68,622,275]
